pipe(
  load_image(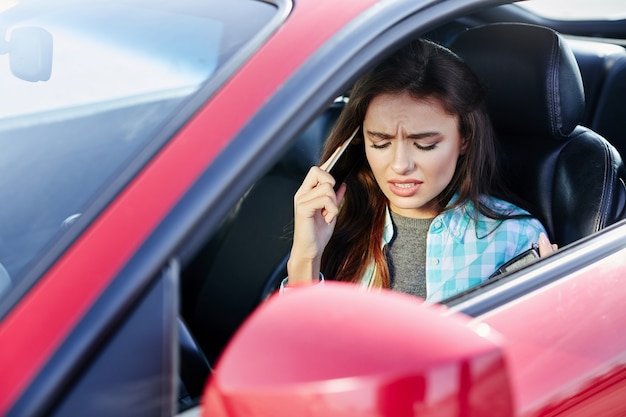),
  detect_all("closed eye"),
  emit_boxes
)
[414,142,438,151]
[370,142,391,150]
[370,141,438,150]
